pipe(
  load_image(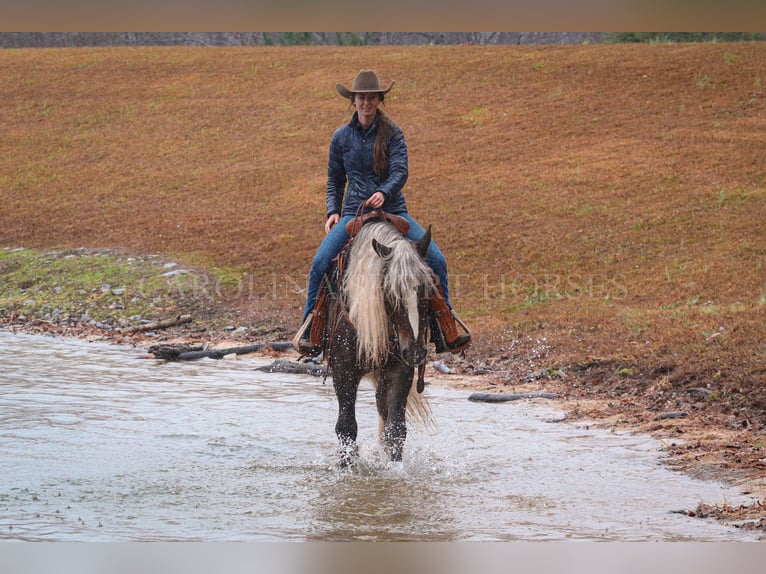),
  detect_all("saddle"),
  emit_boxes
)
[345,210,410,237]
